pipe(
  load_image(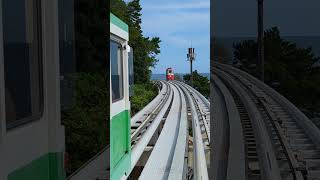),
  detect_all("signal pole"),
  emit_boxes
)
[257,0,264,82]
[187,47,195,87]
